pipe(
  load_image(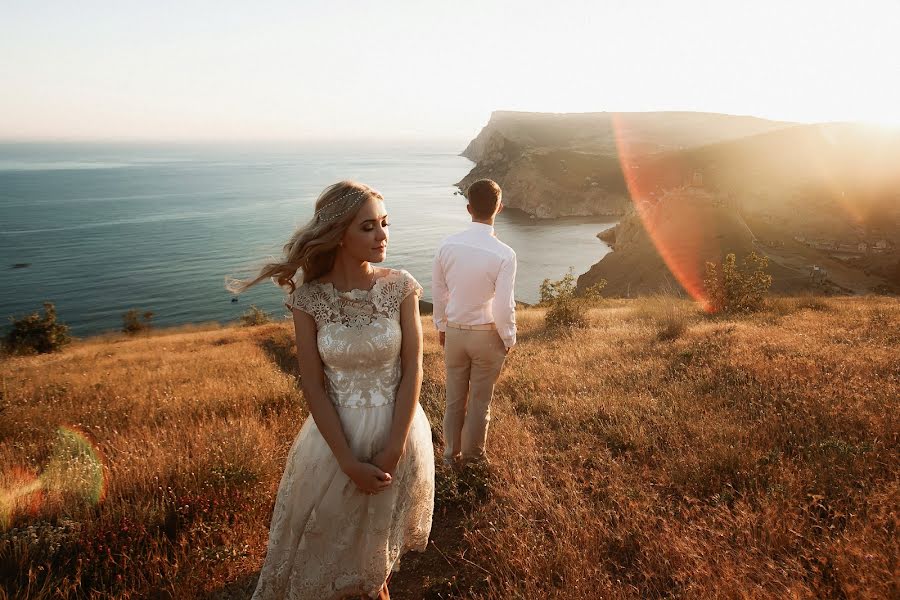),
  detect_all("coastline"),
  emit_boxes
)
[1,142,614,337]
